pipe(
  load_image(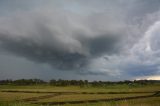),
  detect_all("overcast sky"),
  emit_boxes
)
[0,0,160,81]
